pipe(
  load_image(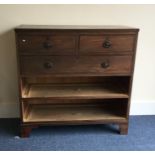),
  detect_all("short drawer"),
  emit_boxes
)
[20,56,132,76]
[17,35,76,55]
[80,35,135,55]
